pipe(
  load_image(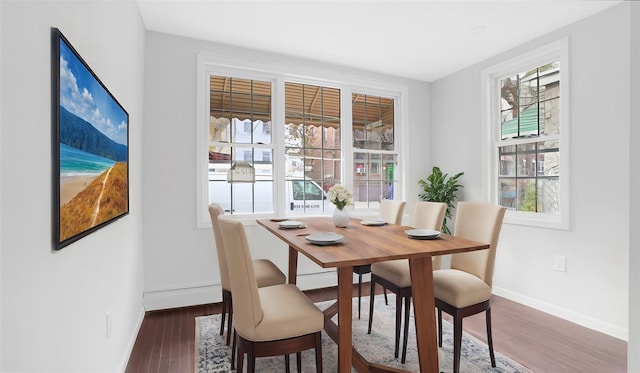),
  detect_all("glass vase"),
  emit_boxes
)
[332,208,349,228]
